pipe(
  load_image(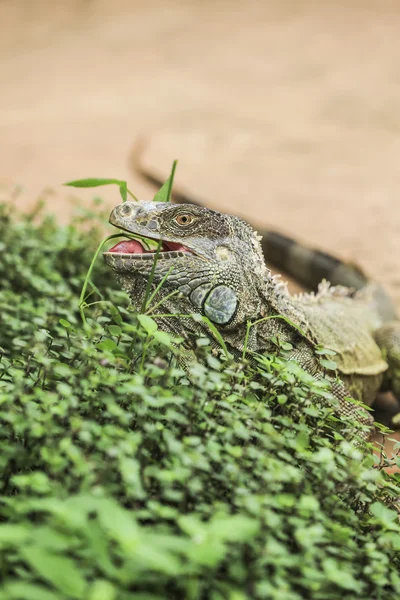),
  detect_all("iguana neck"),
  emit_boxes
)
[235,274,312,354]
